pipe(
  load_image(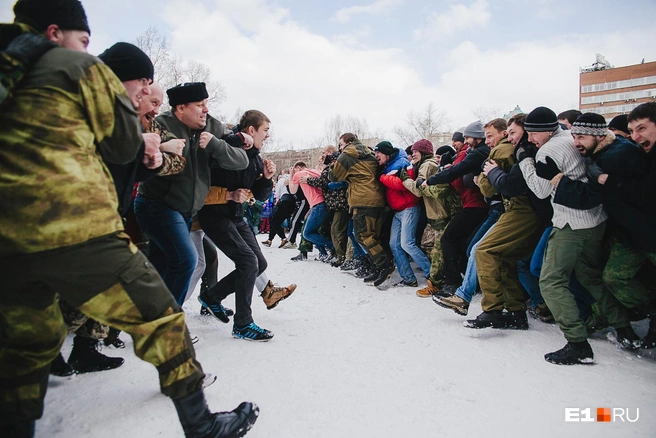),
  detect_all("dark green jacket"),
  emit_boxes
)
[138,112,248,216]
